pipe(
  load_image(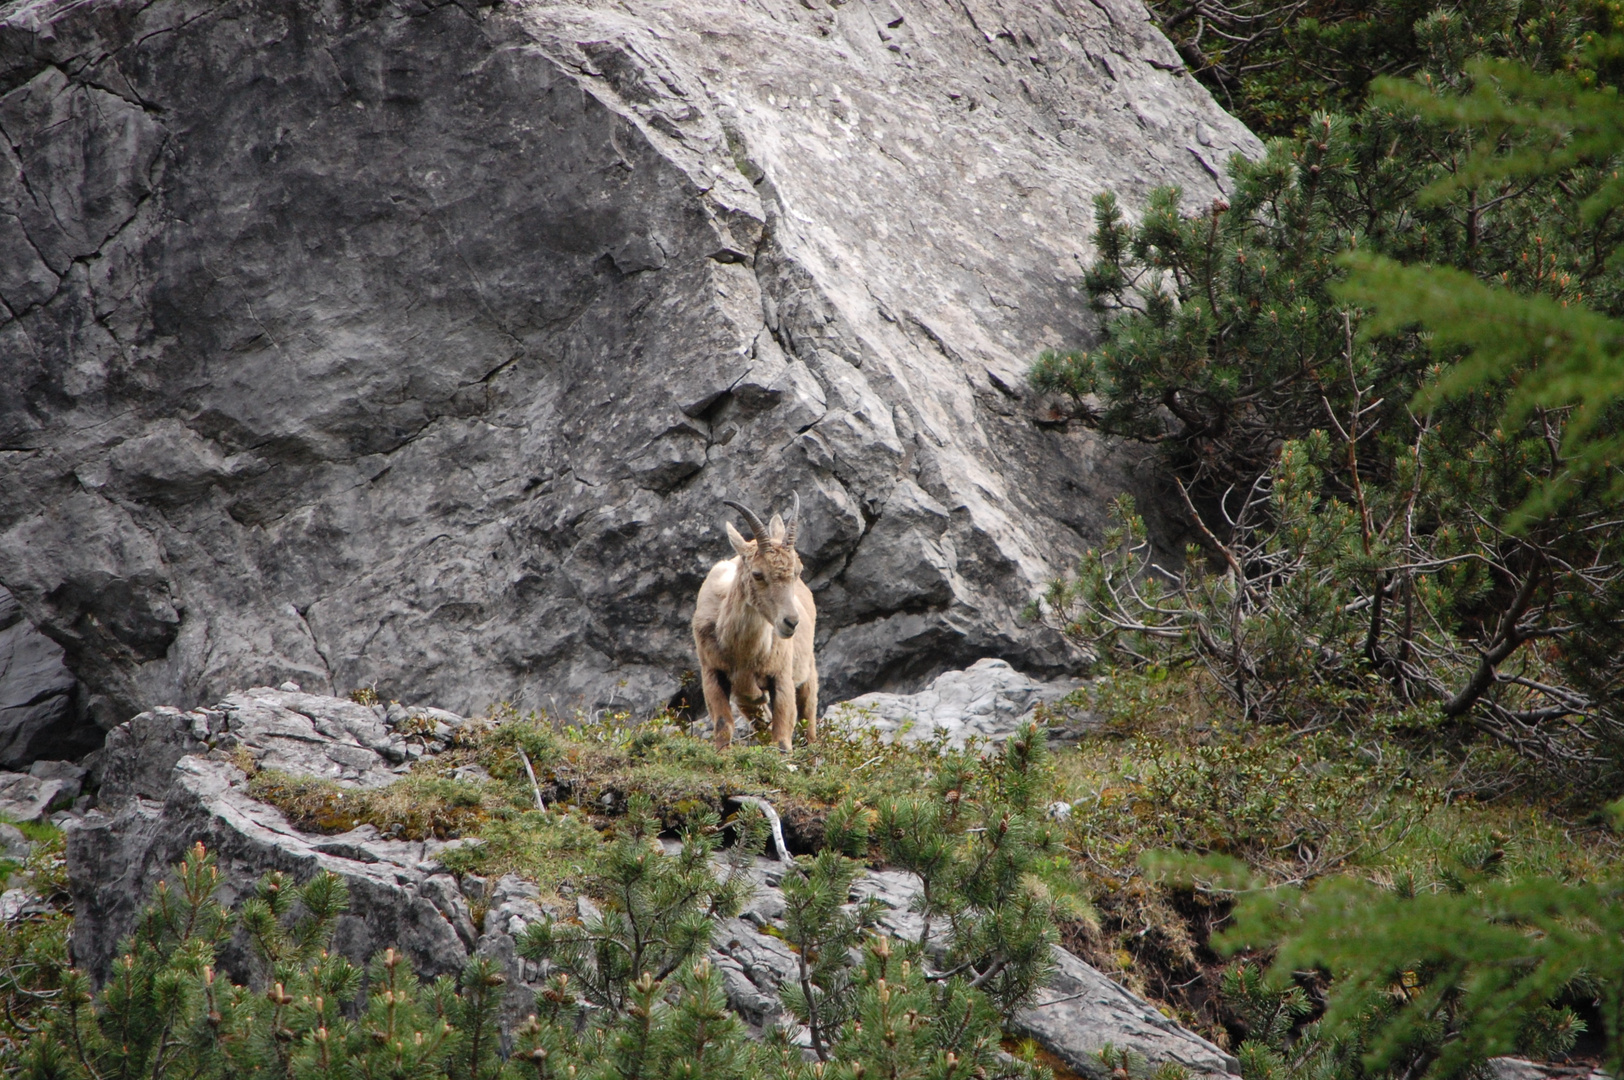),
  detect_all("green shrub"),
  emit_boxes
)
[514,793,760,1014]
[9,754,1059,1080]
[876,725,1086,1020]
[1032,14,1624,784]
[1216,864,1622,1080]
